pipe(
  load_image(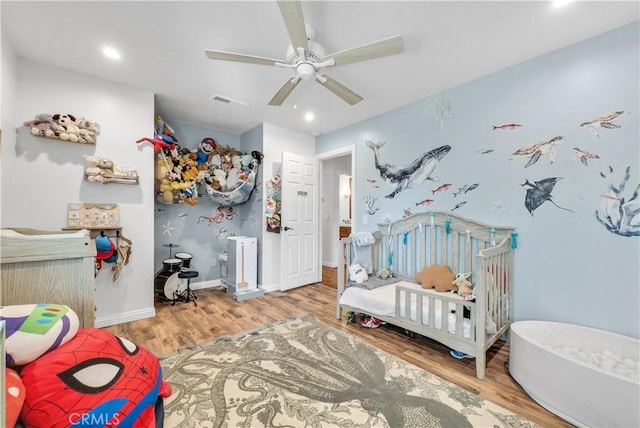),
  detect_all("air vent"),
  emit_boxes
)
[212,95,231,104]
[210,95,249,109]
